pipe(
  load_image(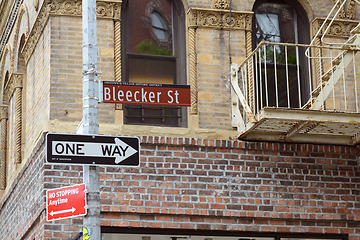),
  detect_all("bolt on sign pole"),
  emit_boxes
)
[82,0,100,238]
